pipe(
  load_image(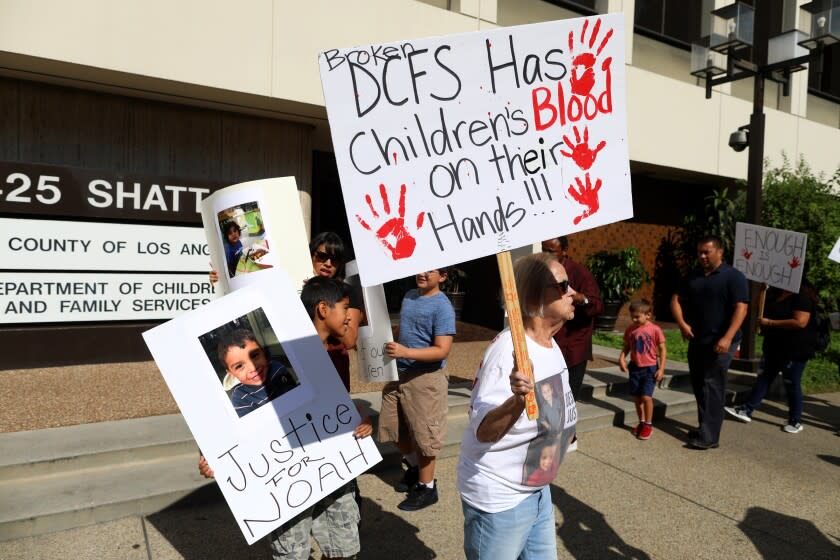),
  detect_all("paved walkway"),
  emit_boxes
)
[3,393,839,559]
